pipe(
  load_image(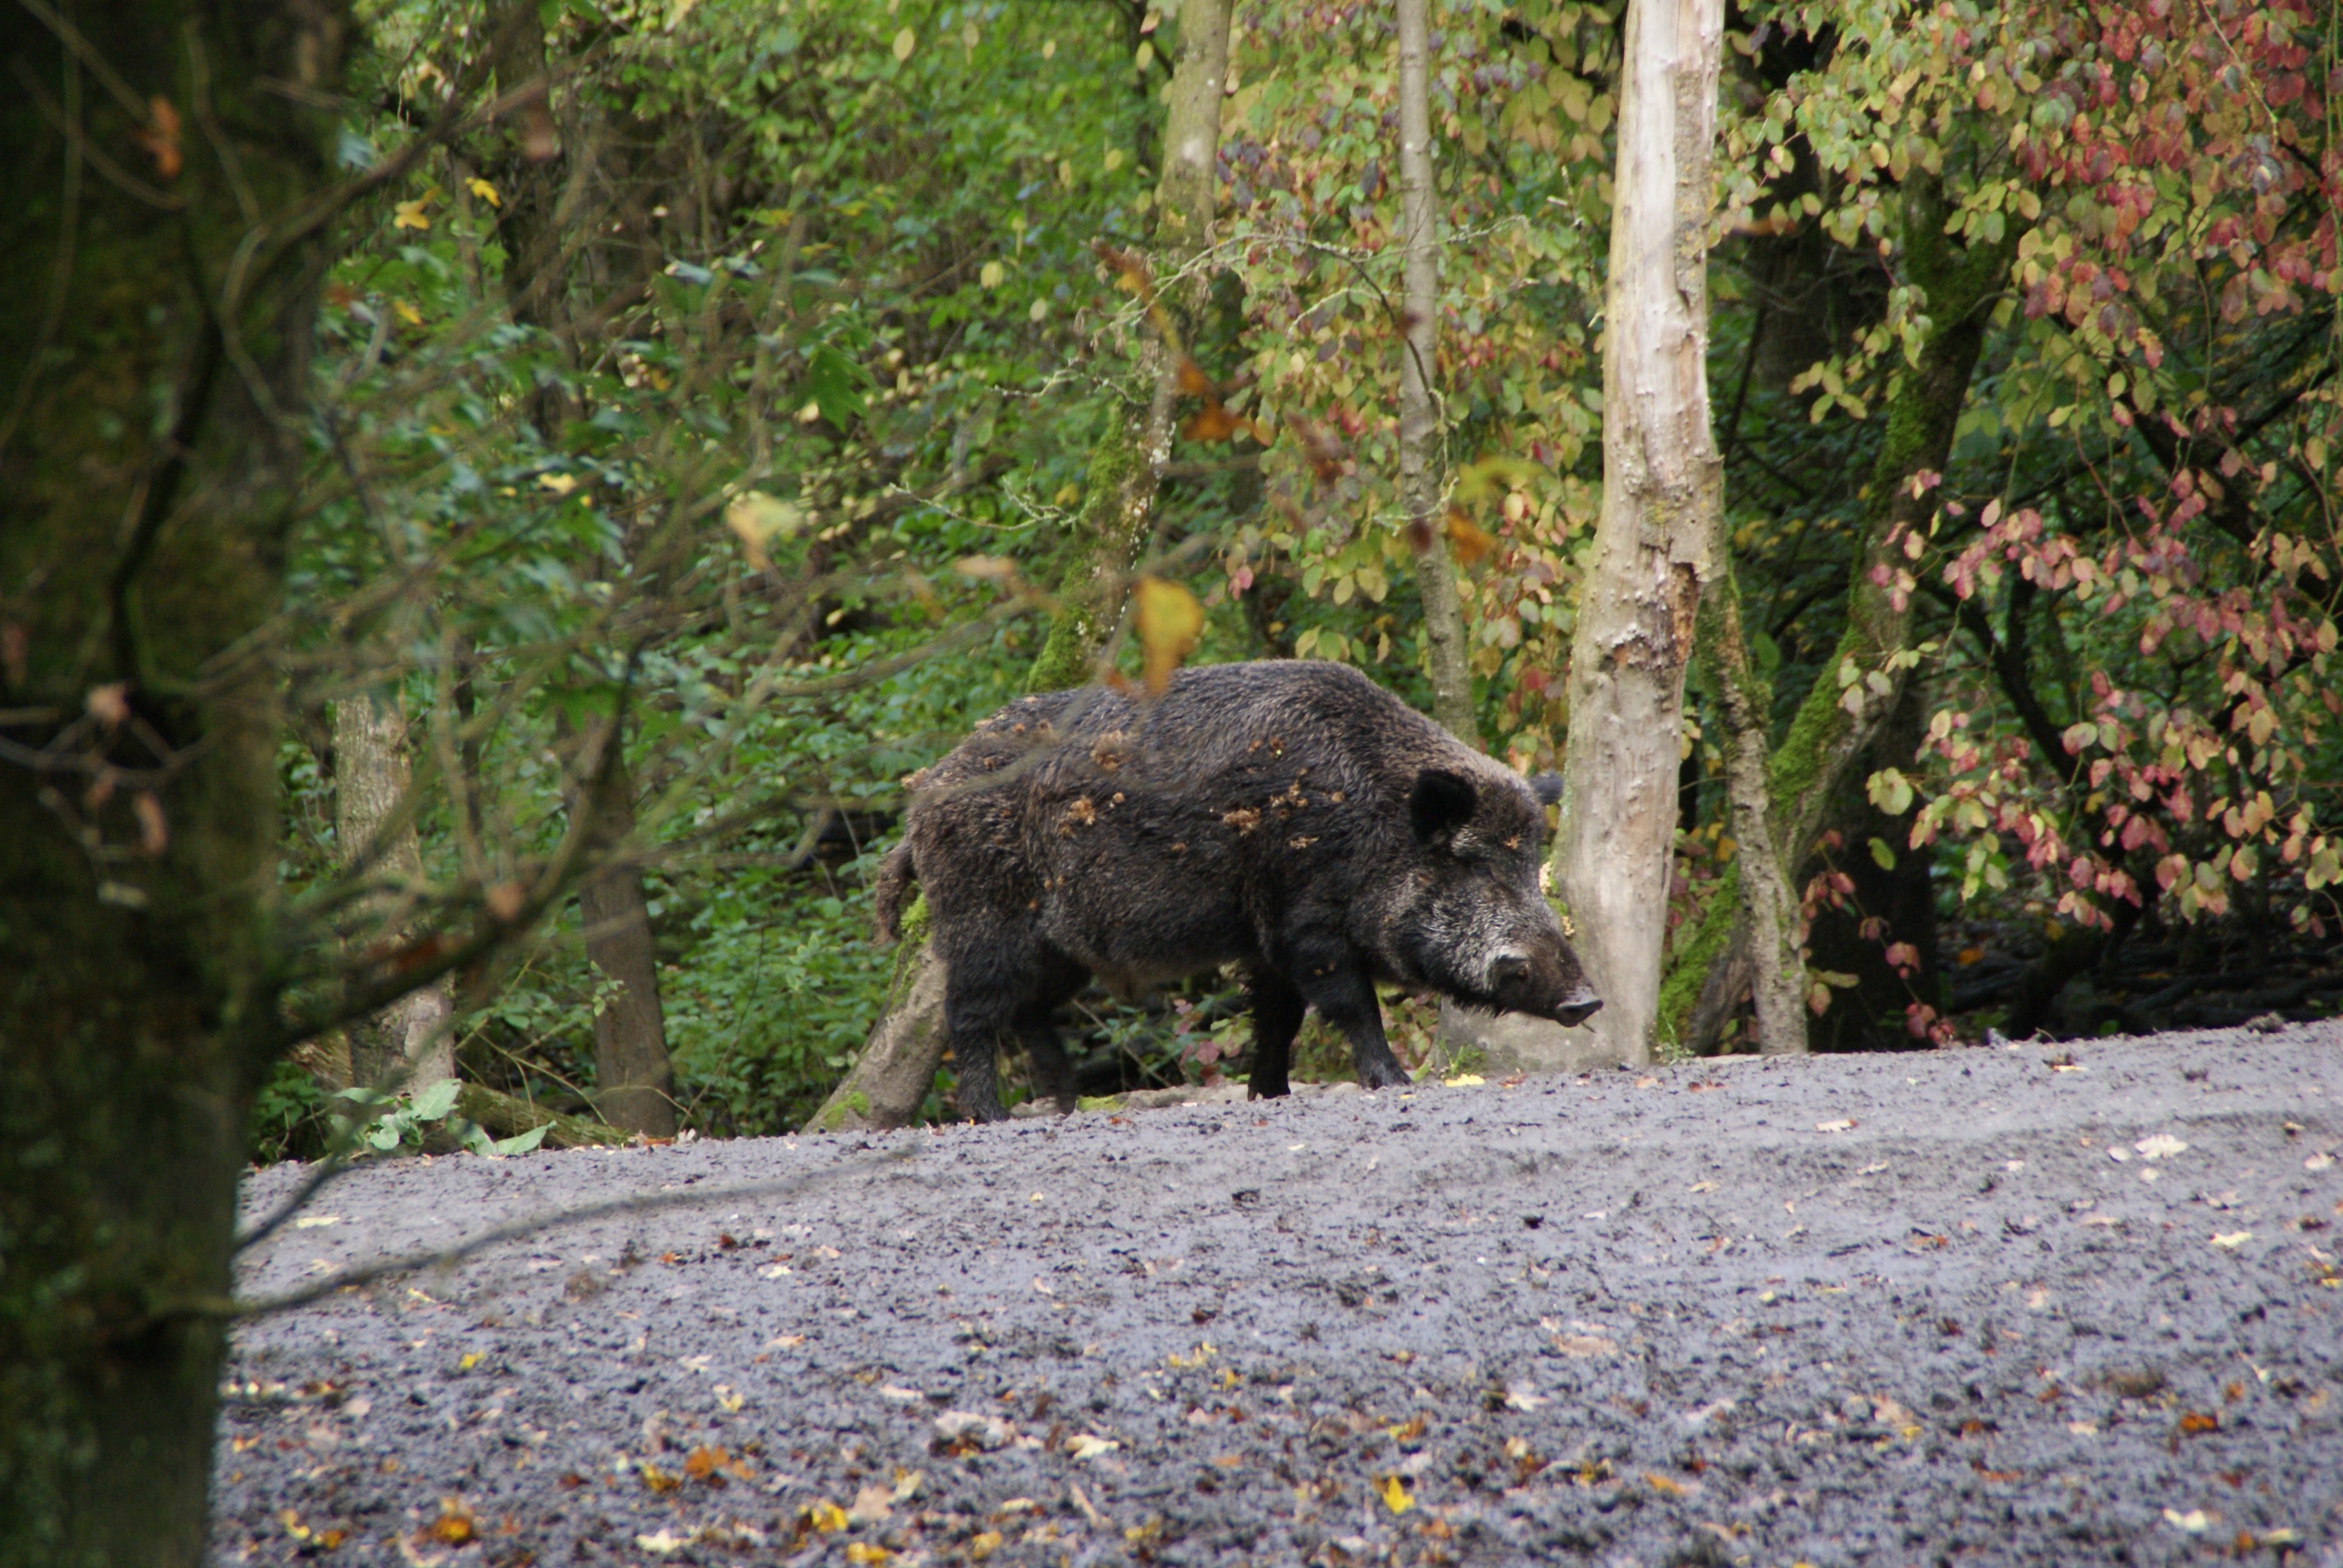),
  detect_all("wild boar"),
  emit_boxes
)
[873,659,1600,1122]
